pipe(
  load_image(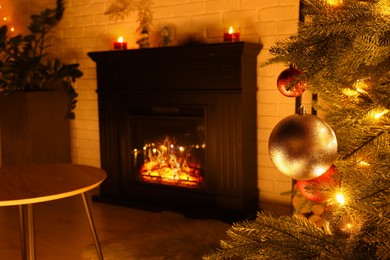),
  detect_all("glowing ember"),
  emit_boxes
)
[138,136,204,188]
